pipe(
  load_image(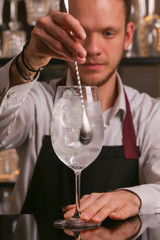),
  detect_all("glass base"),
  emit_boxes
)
[54,218,101,230]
